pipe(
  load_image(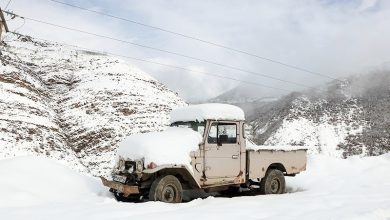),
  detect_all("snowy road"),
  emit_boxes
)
[1,155,390,220]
